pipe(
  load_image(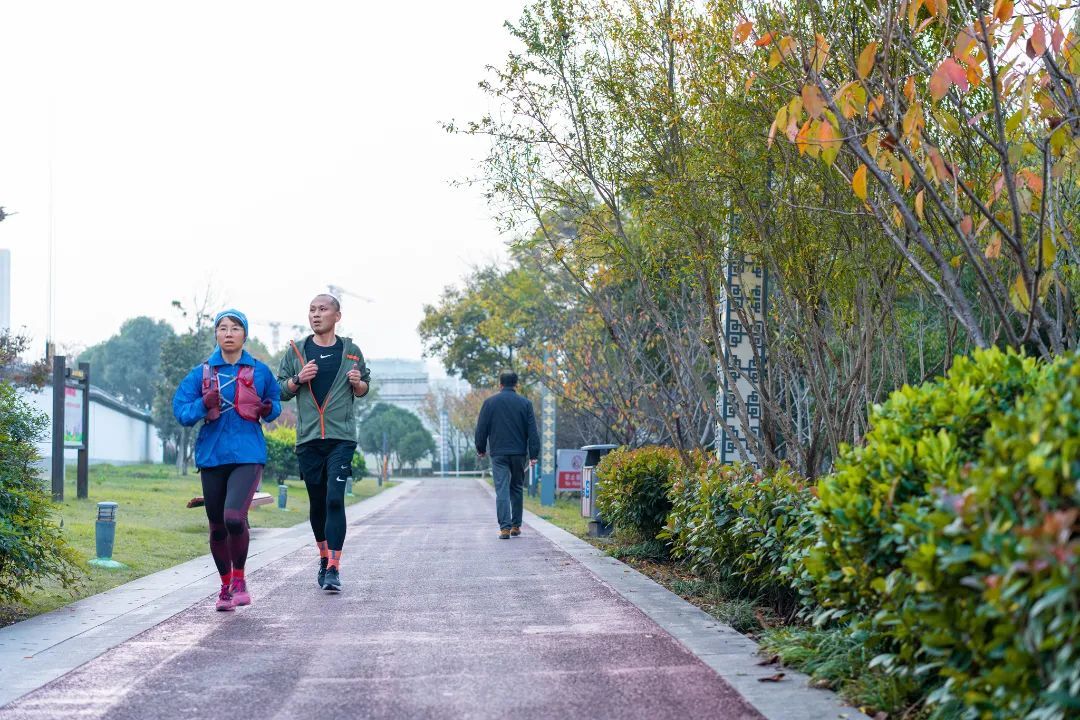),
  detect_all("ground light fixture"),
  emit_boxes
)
[88,501,126,569]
